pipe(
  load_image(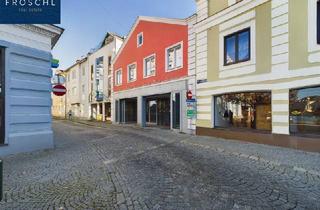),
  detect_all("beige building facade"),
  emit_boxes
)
[194,0,320,151]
